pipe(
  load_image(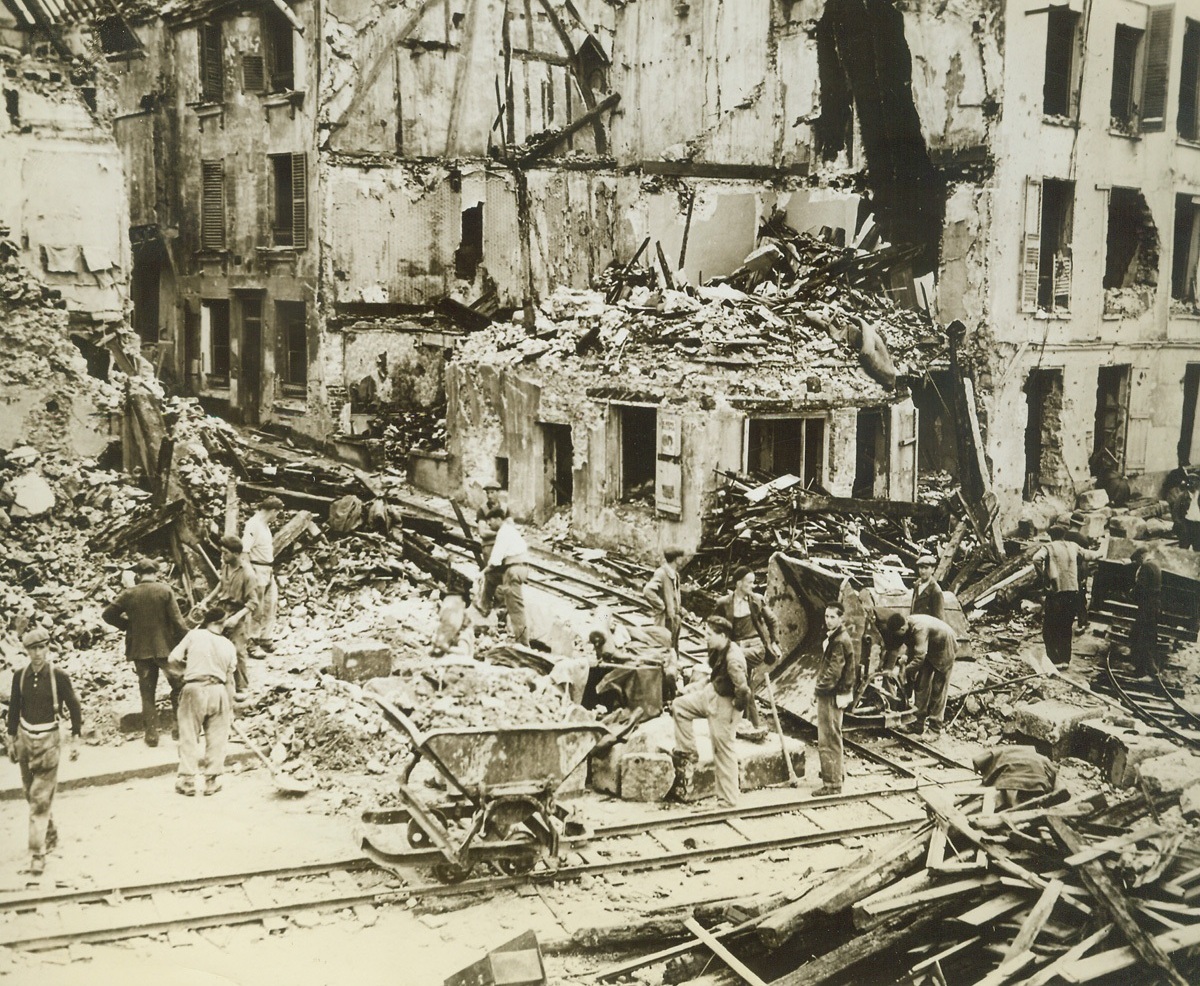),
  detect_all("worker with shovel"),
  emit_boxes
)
[168,607,237,797]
